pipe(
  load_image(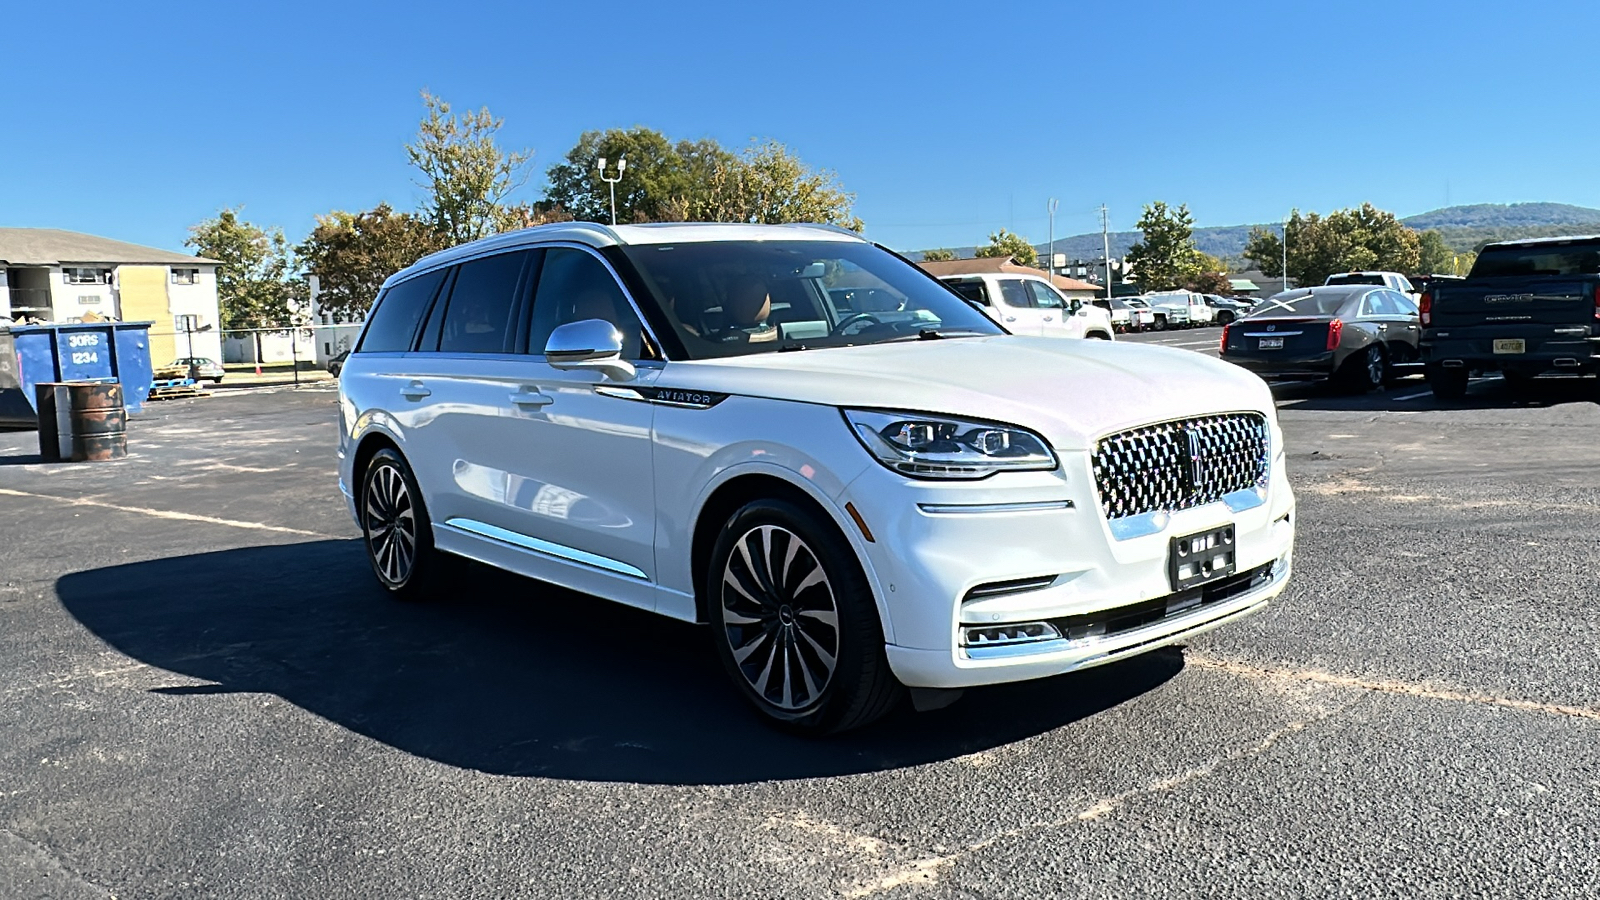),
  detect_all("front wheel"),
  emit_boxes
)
[1153,315,1168,331]
[708,499,902,734]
